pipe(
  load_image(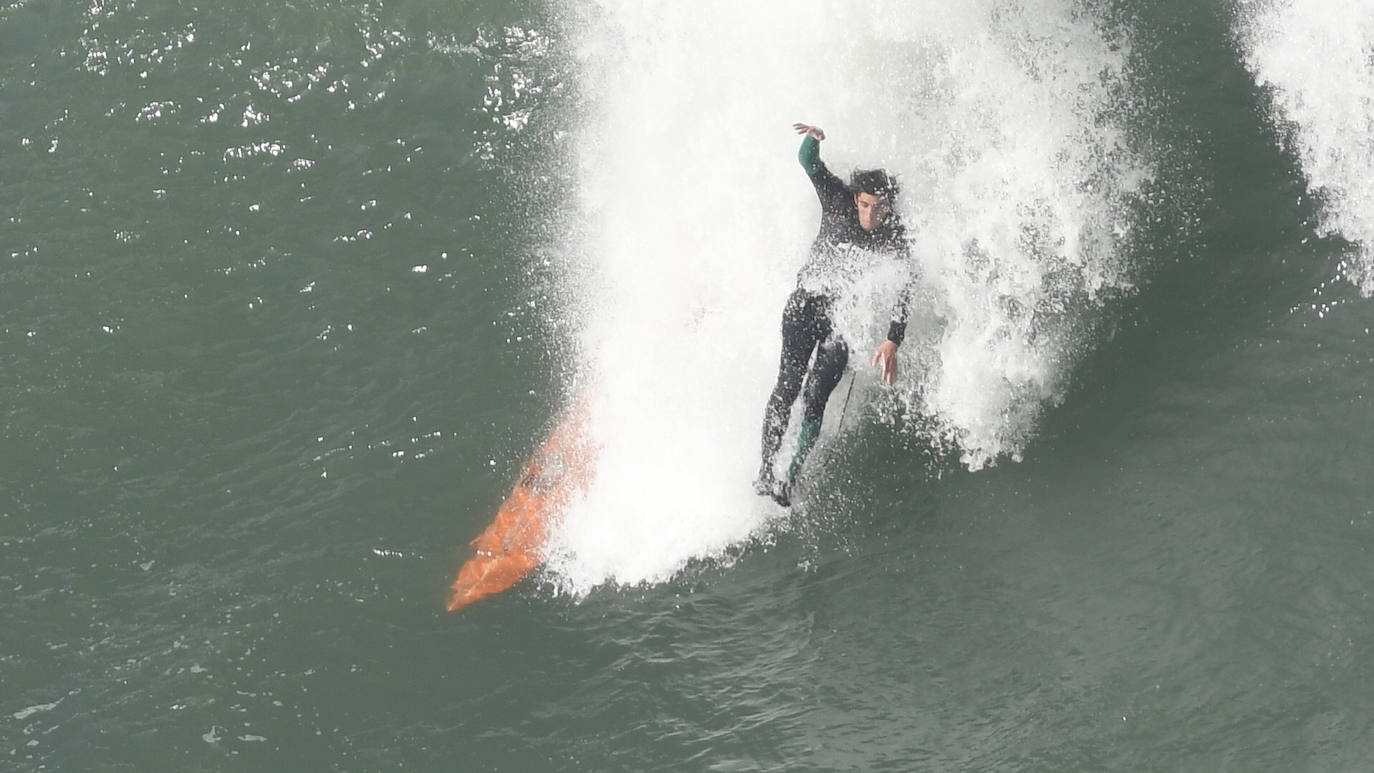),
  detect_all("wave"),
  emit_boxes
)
[1237,0,1374,293]
[539,0,1157,594]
